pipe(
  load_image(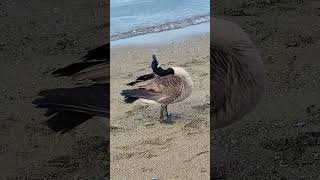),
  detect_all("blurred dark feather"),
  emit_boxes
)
[81,44,109,61]
[33,83,109,133]
[33,44,109,133]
